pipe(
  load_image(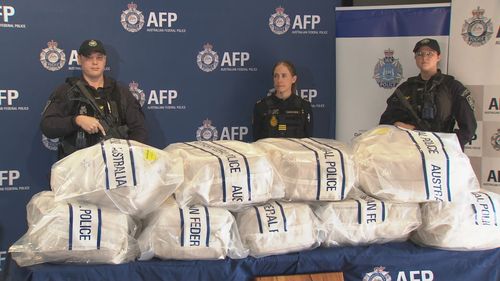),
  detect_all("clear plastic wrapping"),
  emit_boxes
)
[353,125,479,203]
[138,198,248,260]
[412,190,500,250]
[9,201,139,266]
[255,138,356,201]
[51,138,184,218]
[314,192,421,246]
[165,140,284,211]
[236,201,322,257]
